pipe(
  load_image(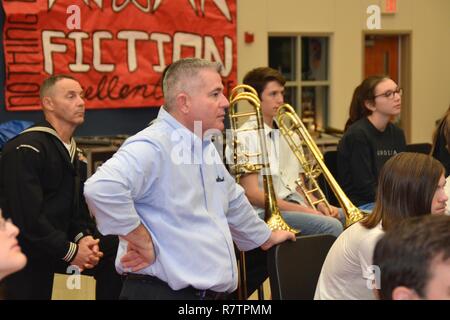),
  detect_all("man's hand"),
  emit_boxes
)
[71,238,102,271]
[120,224,155,272]
[79,236,104,266]
[328,205,340,219]
[260,230,296,251]
[121,241,154,272]
[317,203,340,219]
